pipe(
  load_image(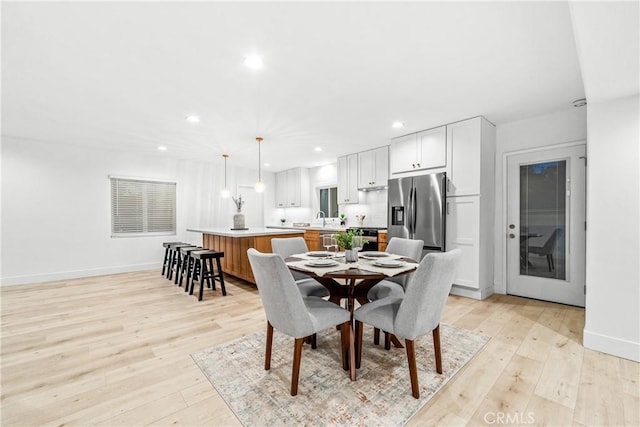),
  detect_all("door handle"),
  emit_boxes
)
[407,188,413,237]
[412,188,418,232]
